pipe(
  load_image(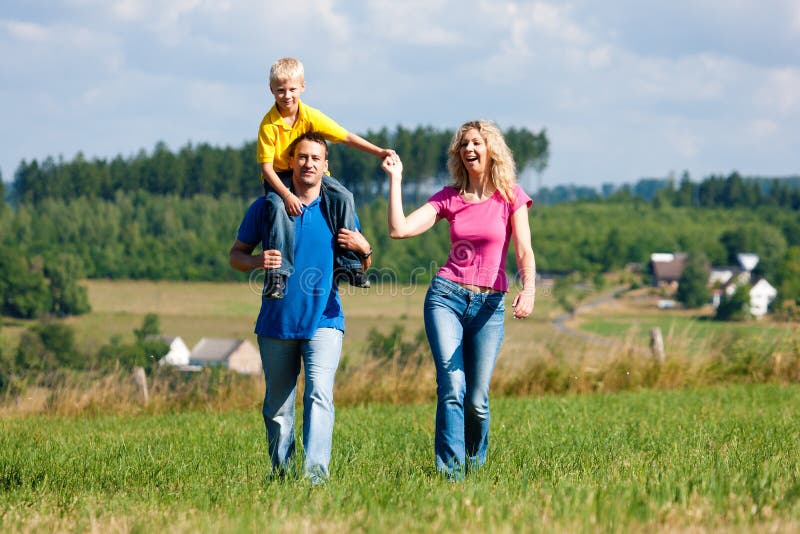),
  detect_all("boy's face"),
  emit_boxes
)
[270,77,305,112]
